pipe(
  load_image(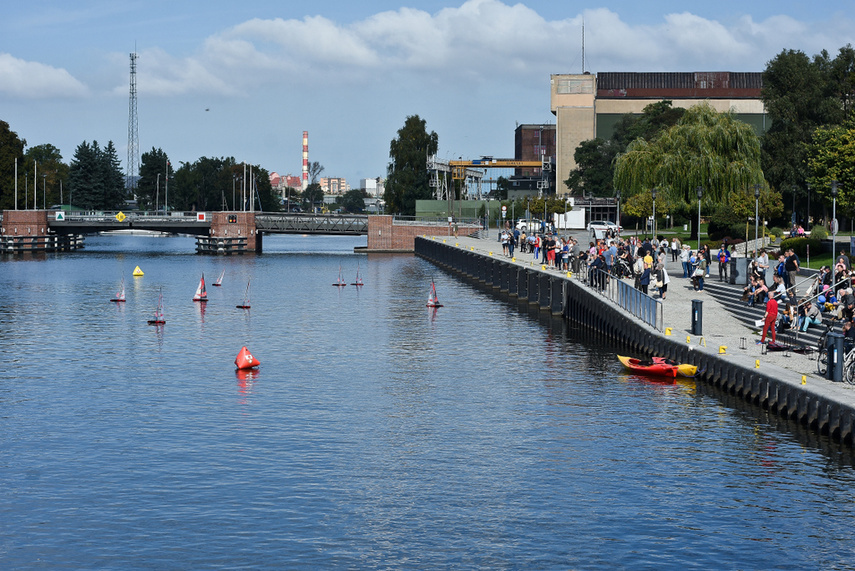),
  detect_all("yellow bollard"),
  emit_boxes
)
[455,243,459,247]
[687,335,692,343]
[566,272,572,278]
[542,265,547,270]
[489,252,493,256]
[755,360,760,368]
[801,375,807,385]
[442,239,446,243]
[719,346,727,354]
[470,247,474,251]
[665,327,672,336]
[512,257,516,262]
[700,337,706,347]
